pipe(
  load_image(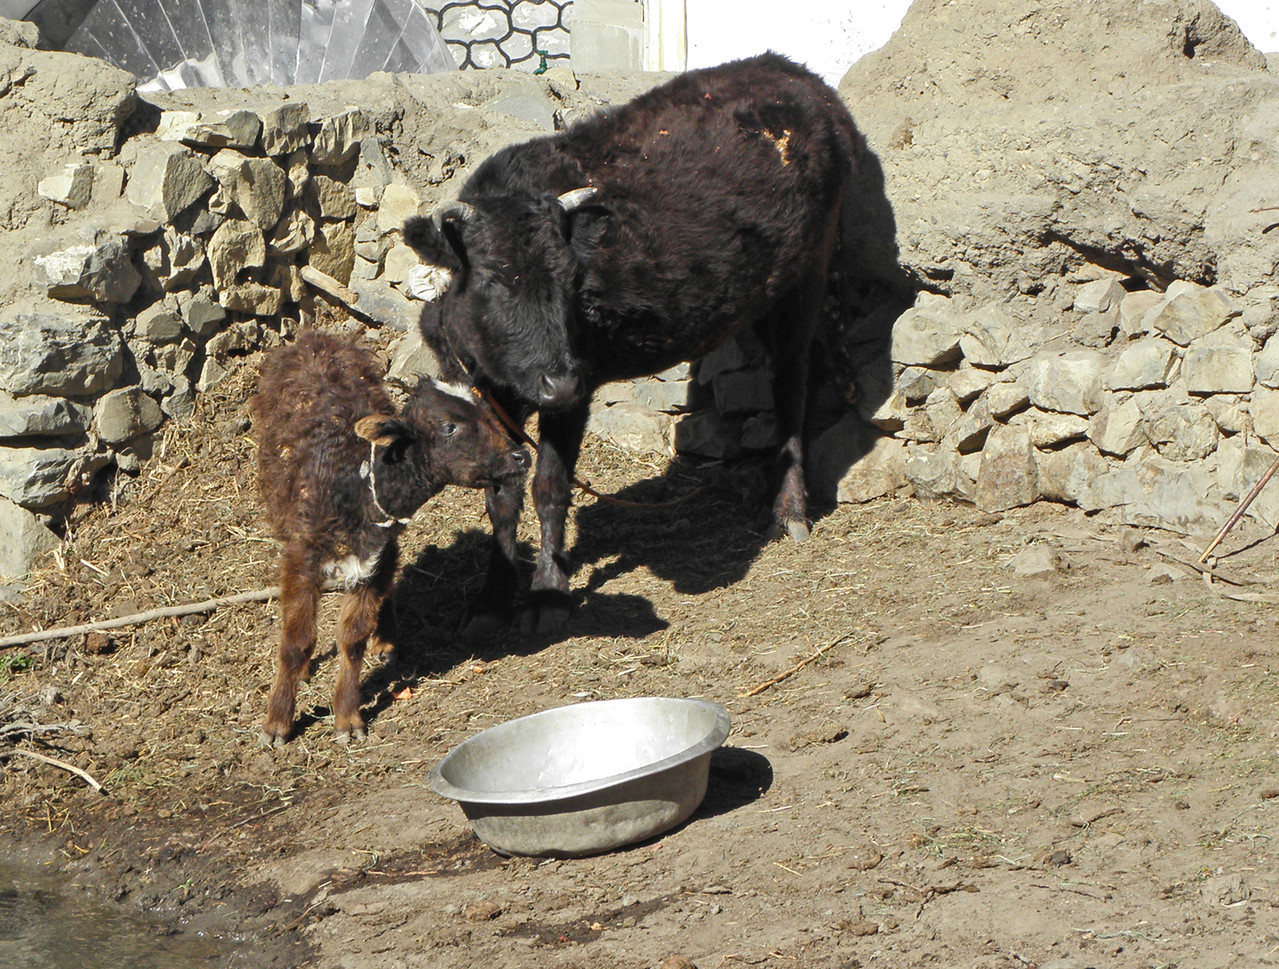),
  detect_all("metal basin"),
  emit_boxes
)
[428,697,731,857]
